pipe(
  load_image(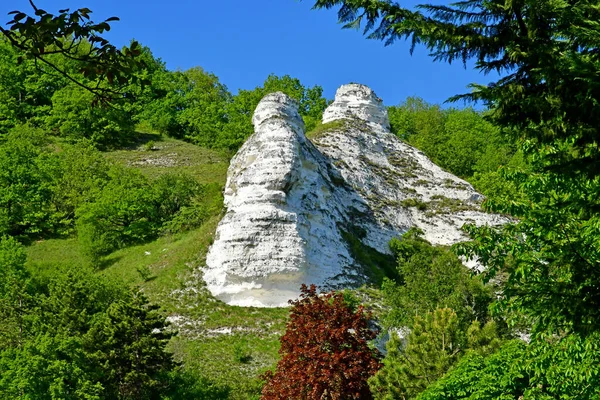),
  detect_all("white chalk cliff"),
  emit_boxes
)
[203,84,505,307]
